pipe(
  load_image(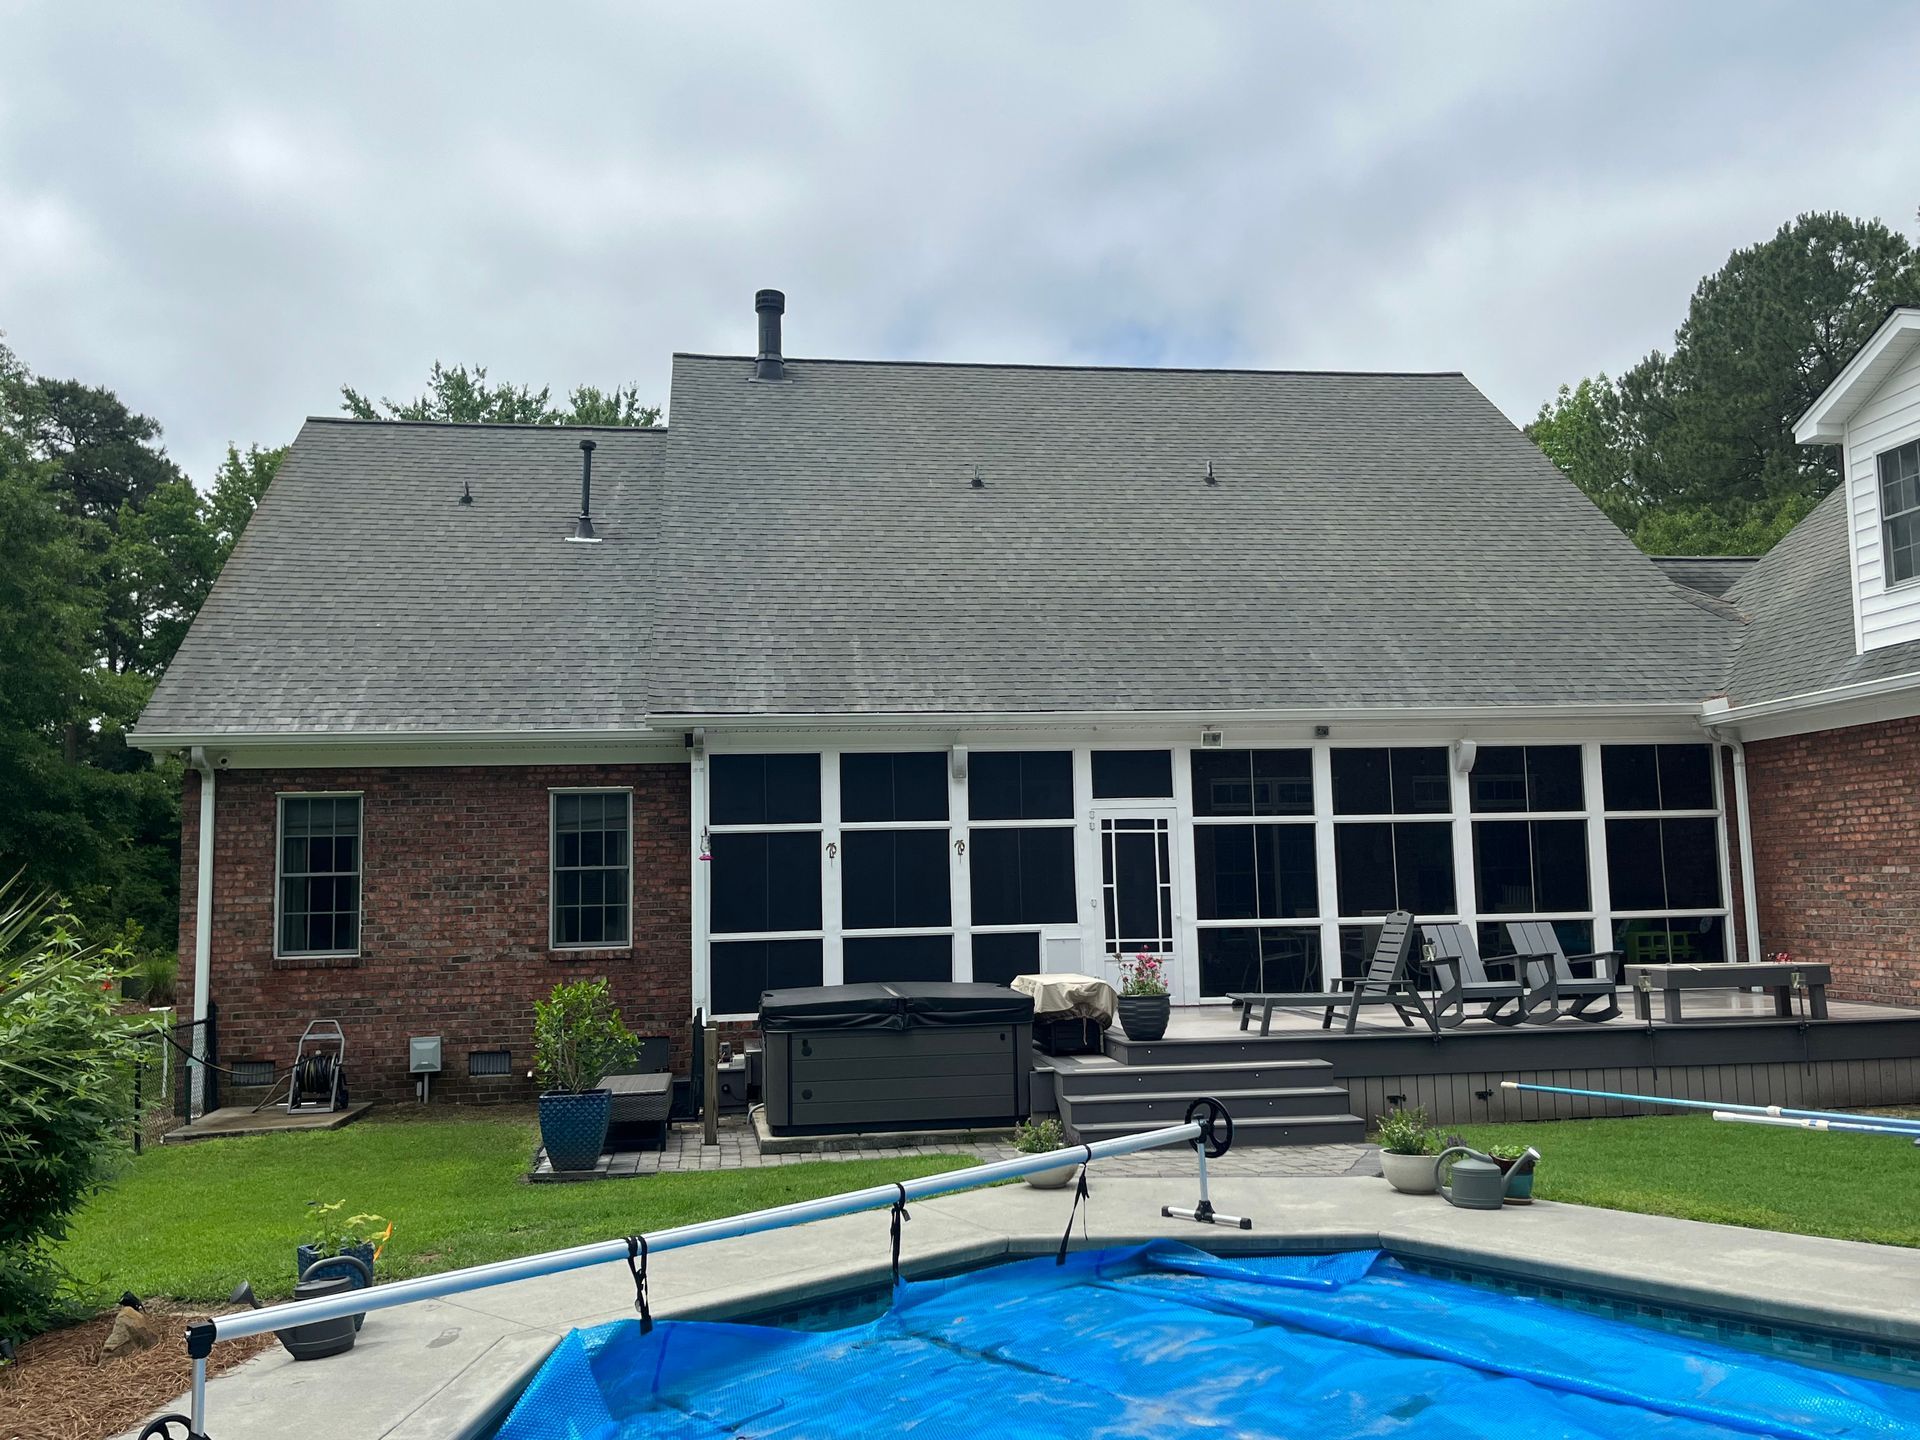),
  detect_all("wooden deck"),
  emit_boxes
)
[1043,995,1920,1130]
